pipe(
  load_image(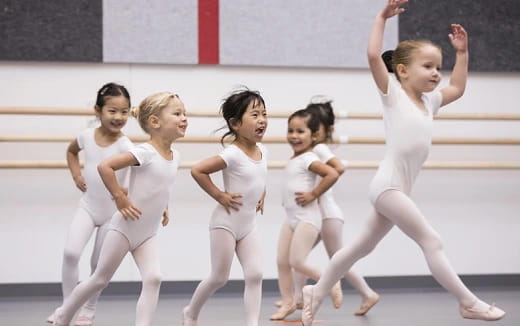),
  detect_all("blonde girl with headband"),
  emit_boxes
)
[302,1,505,324]
[47,82,133,326]
[52,92,188,326]
[183,89,268,326]
[270,109,341,321]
